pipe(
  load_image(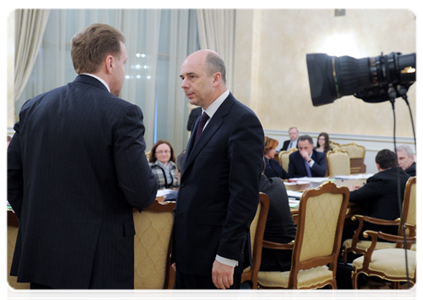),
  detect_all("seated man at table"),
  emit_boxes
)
[280,127,299,151]
[396,144,416,177]
[348,149,410,237]
[259,165,296,272]
[288,135,327,178]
